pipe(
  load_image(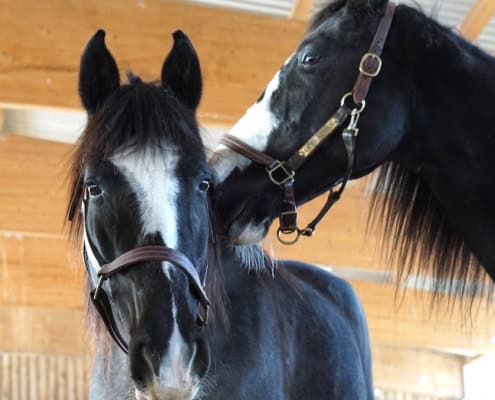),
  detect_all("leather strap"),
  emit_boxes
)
[285,105,352,171]
[98,246,210,308]
[352,1,396,104]
[221,134,275,167]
